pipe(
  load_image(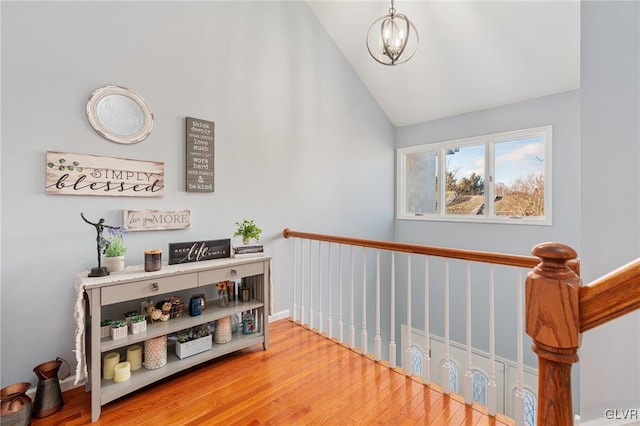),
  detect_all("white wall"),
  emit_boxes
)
[579,1,640,421]
[0,1,394,387]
